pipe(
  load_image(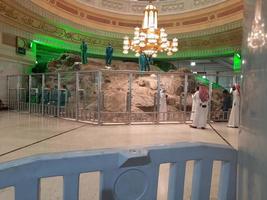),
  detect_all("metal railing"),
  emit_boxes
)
[6,70,239,124]
[0,142,237,200]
